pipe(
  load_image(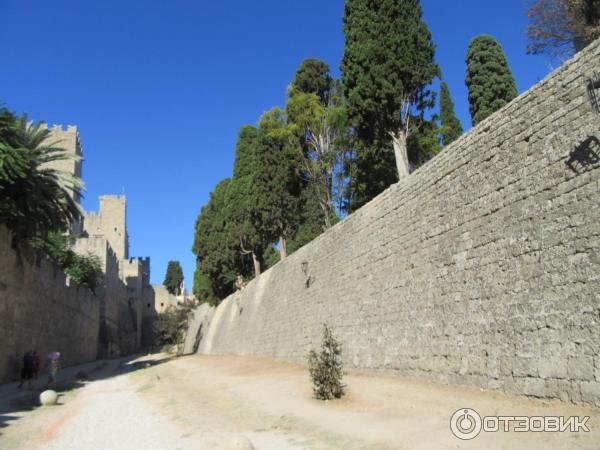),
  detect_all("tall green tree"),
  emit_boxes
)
[465,35,518,126]
[254,109,303,259]
[192,263,218,305]
[225,126,268,275]
[192,178,238,300]
[287,59,352,229]
[0,110,82,242]
[290,59,334,104]
[287,82,349,229]
[341,0,439,202]
[163,260,184,295]
[439,81,463,146]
